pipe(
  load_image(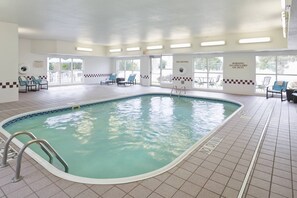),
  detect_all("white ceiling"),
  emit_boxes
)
[0,0,296,47]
